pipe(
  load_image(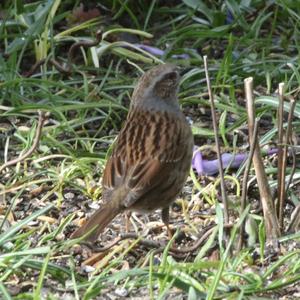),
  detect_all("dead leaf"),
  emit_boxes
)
[37,215,57,224]
[83,252,107,266]
[71,3,100,24]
